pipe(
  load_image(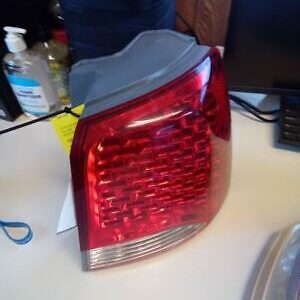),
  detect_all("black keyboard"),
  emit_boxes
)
[279,96,300,147]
